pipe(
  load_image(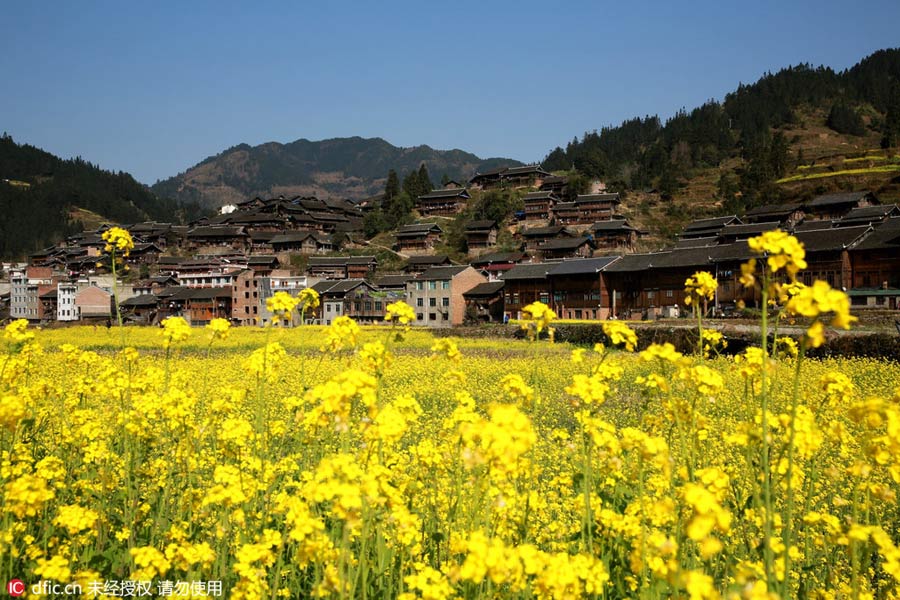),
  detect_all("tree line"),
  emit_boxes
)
[543,48,900,211]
